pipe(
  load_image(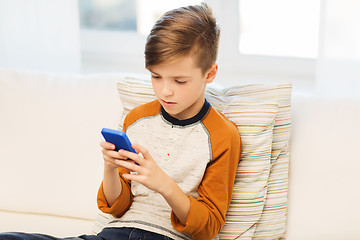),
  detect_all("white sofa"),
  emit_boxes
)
[0,69,359,239]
